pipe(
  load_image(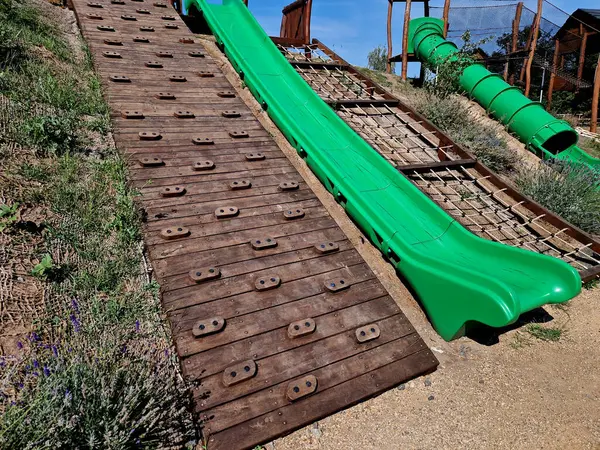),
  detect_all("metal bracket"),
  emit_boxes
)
[174,110,195,118]
[229,180,251,190]
[217,91,236,98]
[315,242,339,254]
[198,70,214,77]
[102,51,121,58]
[279,181,299,191]
[160,186,185,197]
[255,276,281,291]
[287,318,316,339]
[193,160,215,171]
[192,317,225,337]
[121,110,144,119]
[222,360,257,387]
[188,51,205,57]
[324,278,350,292]
[156,92,176,100]
[145,61,163,68]
[133,36,150,43]
[179,38,195,44]
[355,324,381,343]
[121,14,136,20]
[136,8,150,13]
[97,25,115,32]
[161,15,176,20]
[215,206,239,219]
[110,75,130,82]
[156,51,173,58]
[251,237,277,250]
[169,75,186,82]
[189,267,221,283]
[229,130,248,138]
[138,157,163,167]
[283,208,305,220]
[154,1,167,7]
[138,131,162,140]
[222,110,241,118]
[139,26,155,32]
[165,24,179,29]
[110,0,124,4]
[286,375,317,401]
[245,152,265,161]
[87,13,103,20]
[160,226,190,240]
[192,137,214,145]
[87,2,103,7]
[103,39,122,45]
